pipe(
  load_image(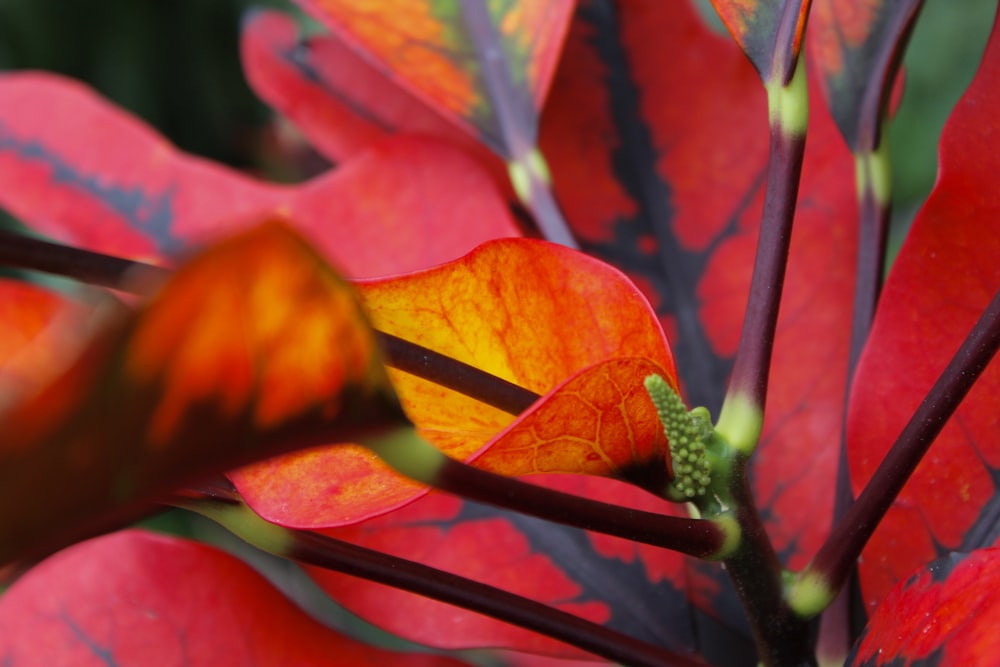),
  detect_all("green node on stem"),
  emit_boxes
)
[765,54,809,136]
[714,391,763,457]
[184,499,294,557]
[785,568,837,619]
[507,146,553,204]
[707,512,742,561]
[364,426,447,484]
[854,141,892,207]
